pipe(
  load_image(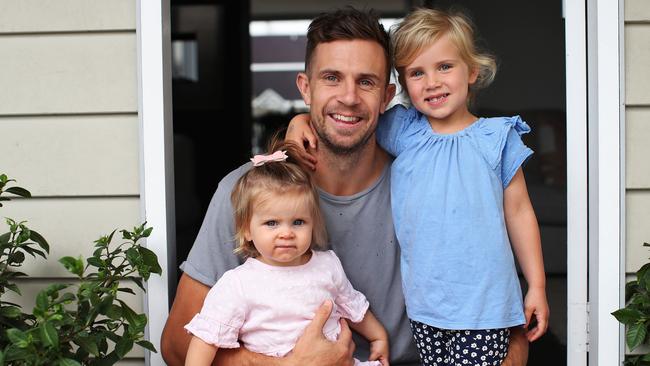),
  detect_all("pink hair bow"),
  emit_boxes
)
[250,150,288,167]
